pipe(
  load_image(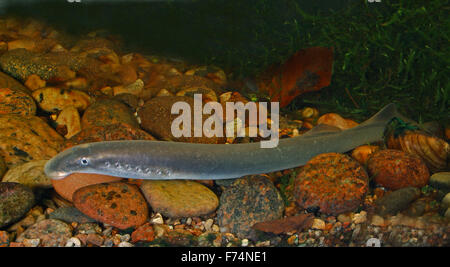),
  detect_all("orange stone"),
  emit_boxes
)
[52,173,122,202]
[73,182,149,230]
[131,223,155,243]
